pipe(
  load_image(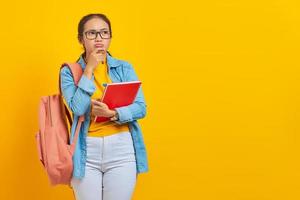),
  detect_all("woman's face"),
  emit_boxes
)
[80,17,111,57]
